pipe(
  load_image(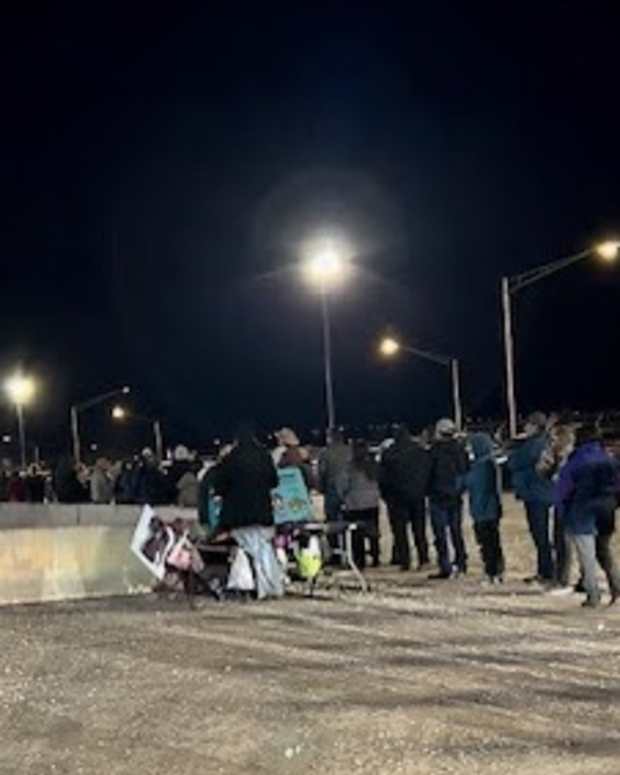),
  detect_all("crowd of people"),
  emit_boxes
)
[2,413,618,610]
[189,414,620,609]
